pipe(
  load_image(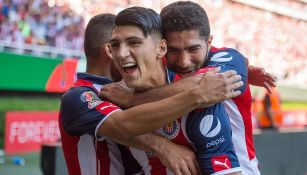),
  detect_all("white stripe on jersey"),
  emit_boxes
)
[130,148,152,174]
[78,134,97,175]
[180,115,194,147]
[107,139,125,175]
[223,99,260,175]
